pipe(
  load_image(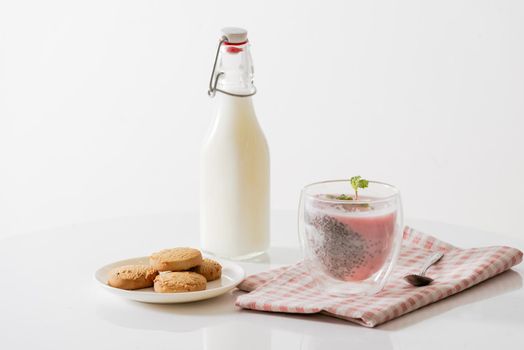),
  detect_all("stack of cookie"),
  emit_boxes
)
[107,247,222,293]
